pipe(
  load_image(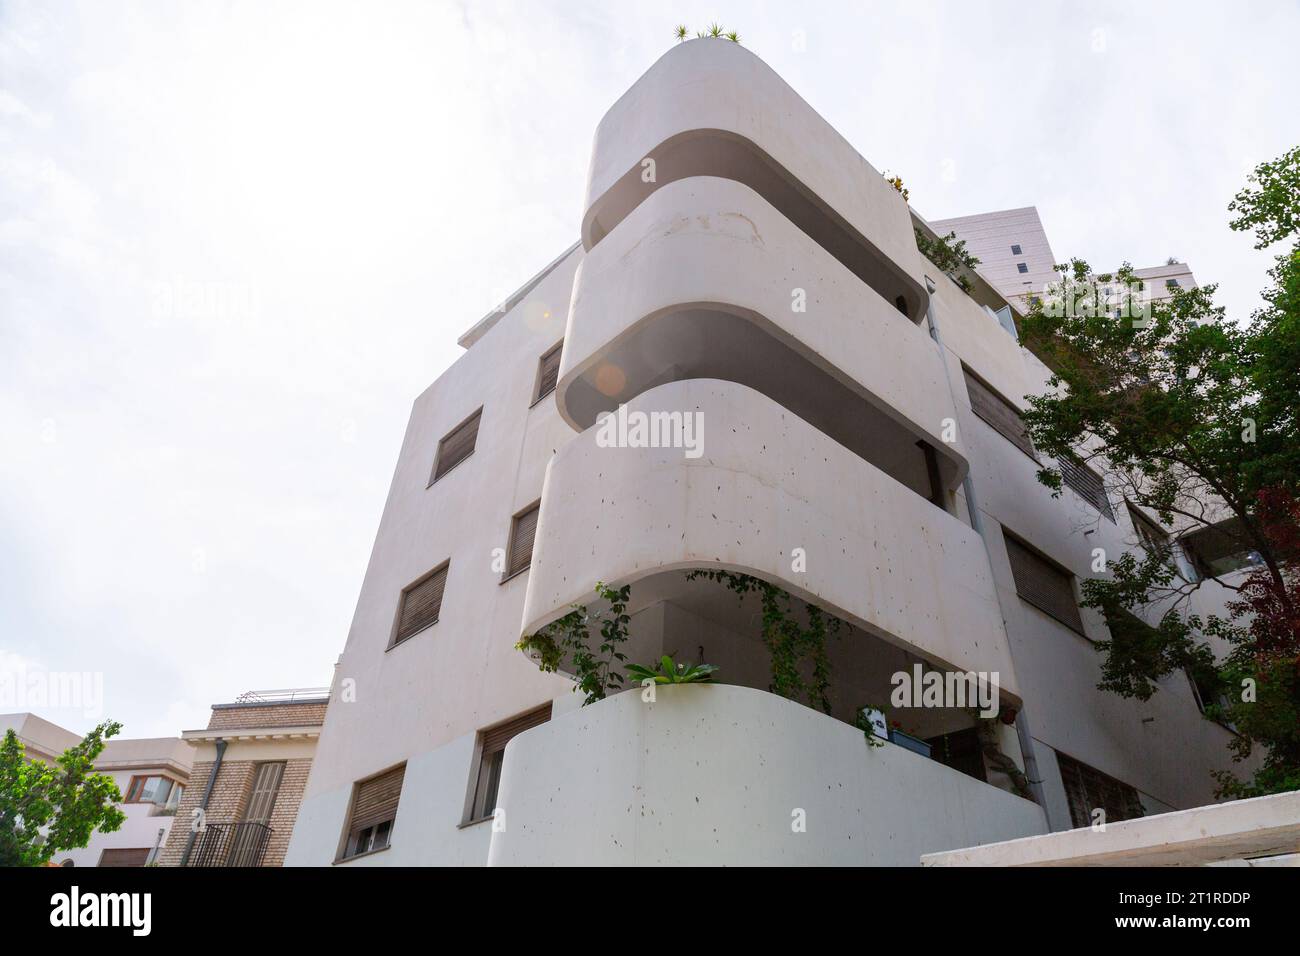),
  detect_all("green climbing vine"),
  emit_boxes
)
[686,569,842,713]
[914,227,980,295]
[515,582,632,706]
